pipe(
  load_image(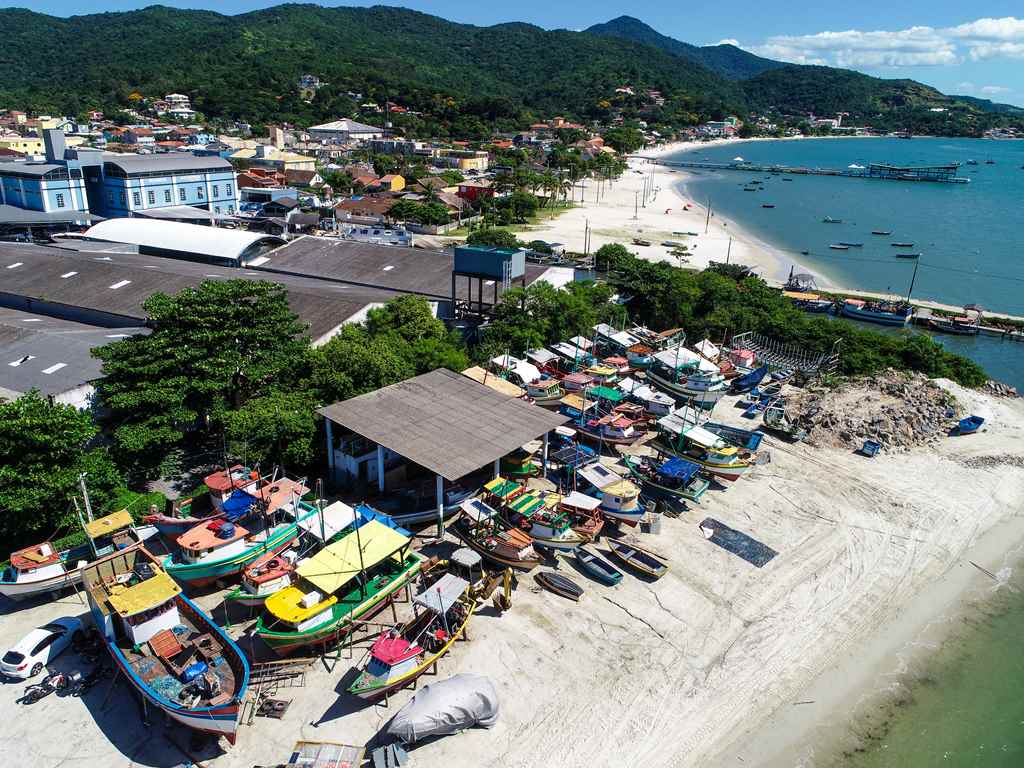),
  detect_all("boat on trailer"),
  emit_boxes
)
[346,572,474,702]
[82,547,249,743]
